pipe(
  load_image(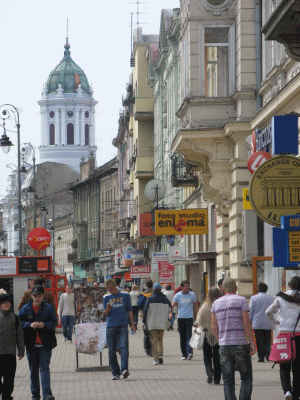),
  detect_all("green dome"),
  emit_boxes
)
[46,41,90,94]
